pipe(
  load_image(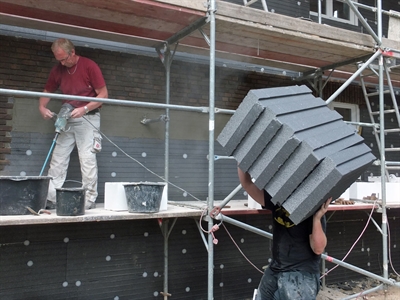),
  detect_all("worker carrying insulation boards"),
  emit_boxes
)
[38,38,108,210]
[238,167,331,299]
[216,85,375,299]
